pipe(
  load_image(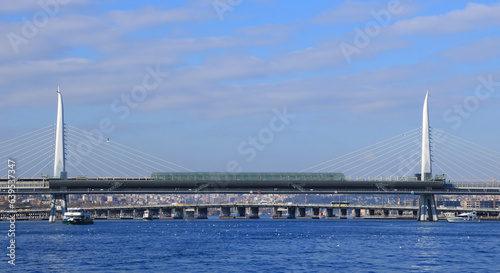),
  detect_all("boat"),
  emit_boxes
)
[446,212,480,223]
[63,209,94,225]
[143,209,153,220]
